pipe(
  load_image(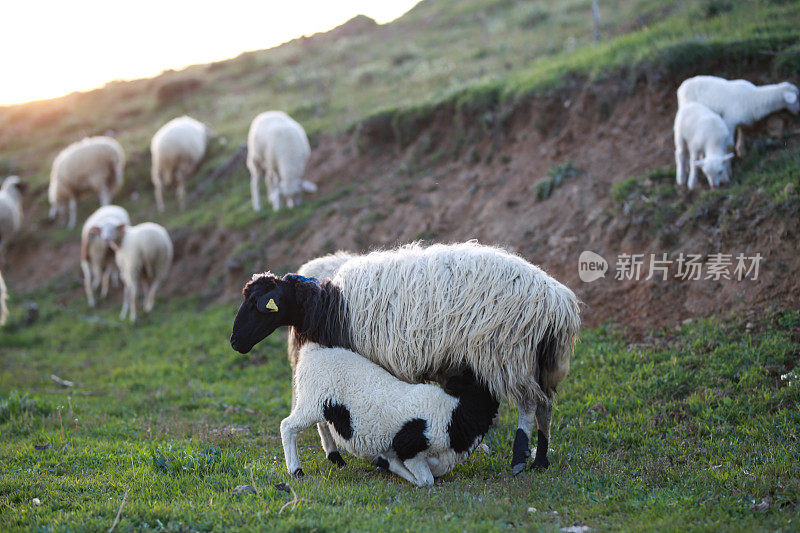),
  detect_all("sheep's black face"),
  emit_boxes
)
[230,273,294,354]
